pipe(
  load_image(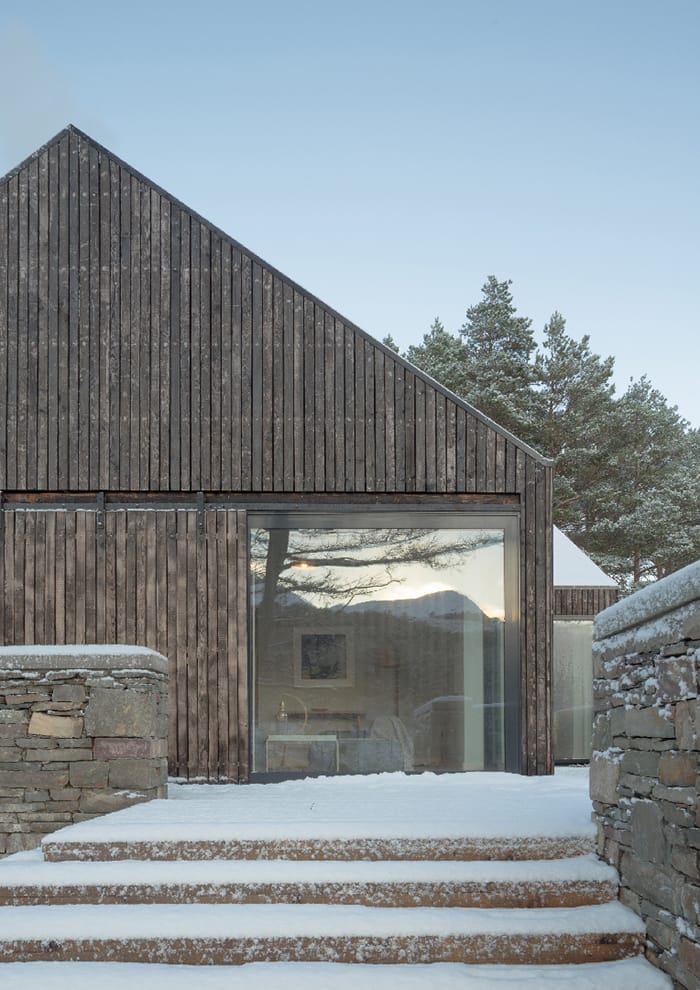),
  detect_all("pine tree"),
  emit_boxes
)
[585,378,700,589]
[533,312,616,534]
[404,318,471,397]
[459,276,538,440]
